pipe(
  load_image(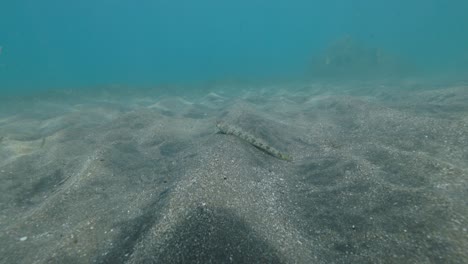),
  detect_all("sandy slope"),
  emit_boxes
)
[0,81,467,263]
